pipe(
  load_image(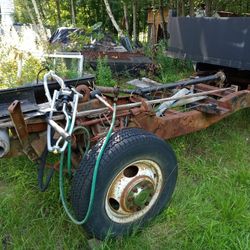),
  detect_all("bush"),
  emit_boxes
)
[0,52,43,88]
[0,48,81,89]
[96,56,116,86]
[0,27,81,89]
[155,41,193,83]
[44,58,79,80]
